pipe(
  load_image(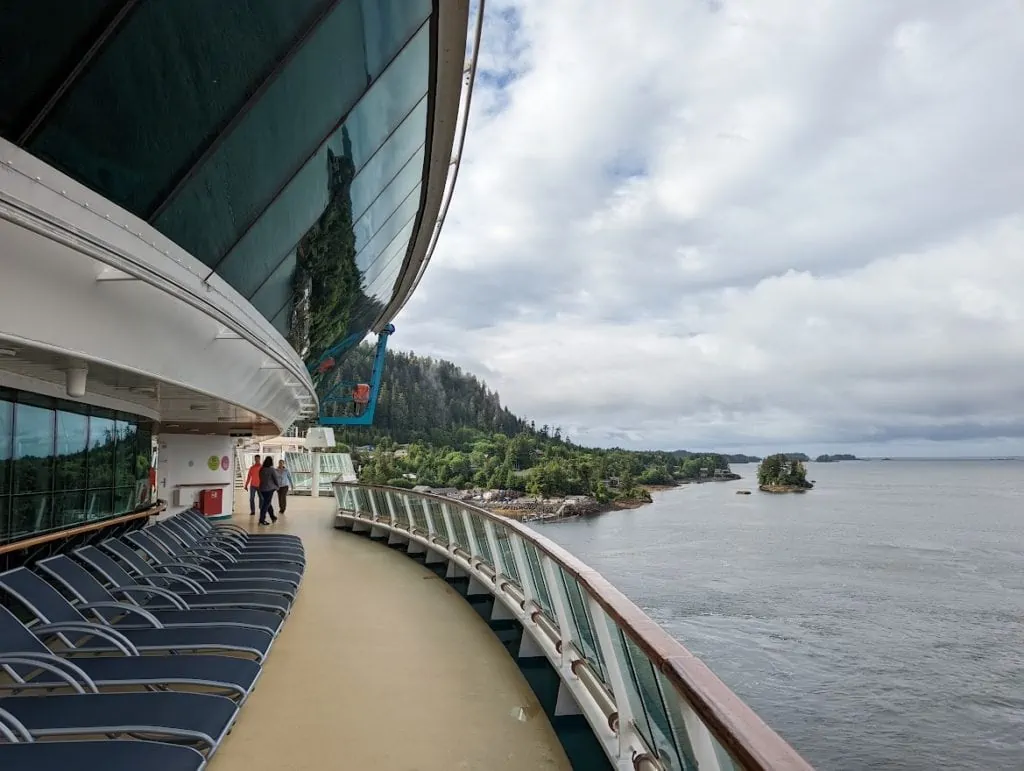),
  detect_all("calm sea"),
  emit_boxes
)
[540,460,1024,770]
